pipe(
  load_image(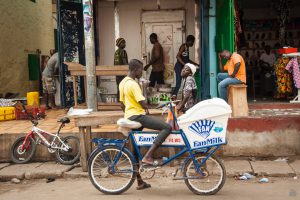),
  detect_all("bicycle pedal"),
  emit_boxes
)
[139,165,160,173]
